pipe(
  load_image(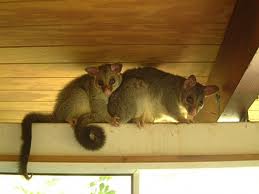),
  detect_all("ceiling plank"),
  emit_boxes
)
[0,77,209,91]
[0,45,218,63]
[0,111,50,121]
[0,24,225,46]
[0,63,213,77]
[0,78,74,90]
[0,102,54,111]
[0,91,58,102]
[0,0,234,26]
[195,0,259,122]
